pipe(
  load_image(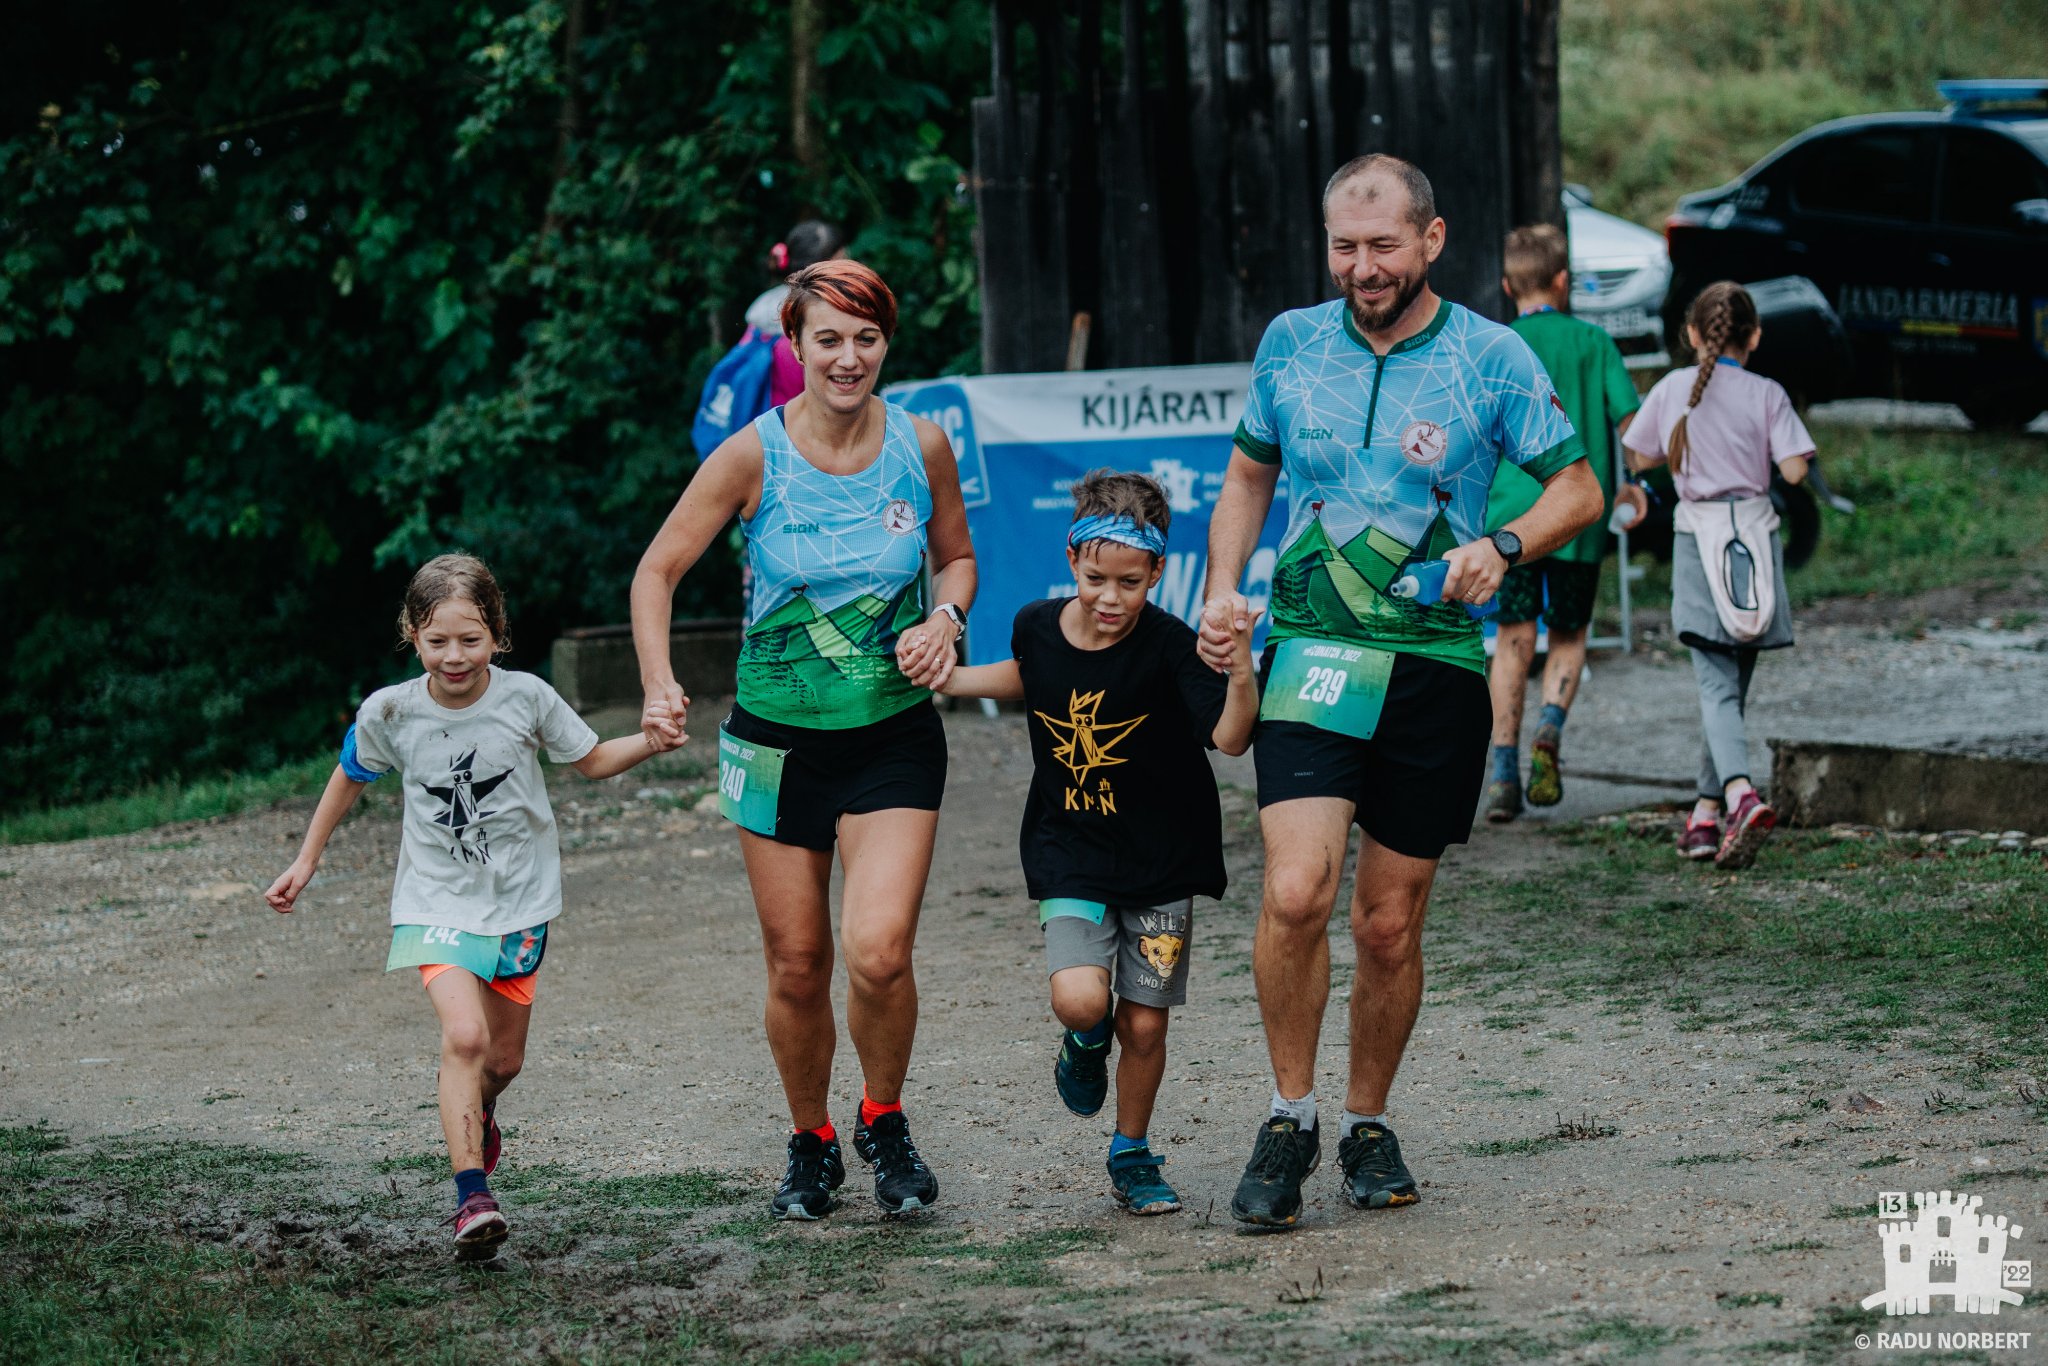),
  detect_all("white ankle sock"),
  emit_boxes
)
[1341,1109,1388,1137]
[1270,1087,1316,1131]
